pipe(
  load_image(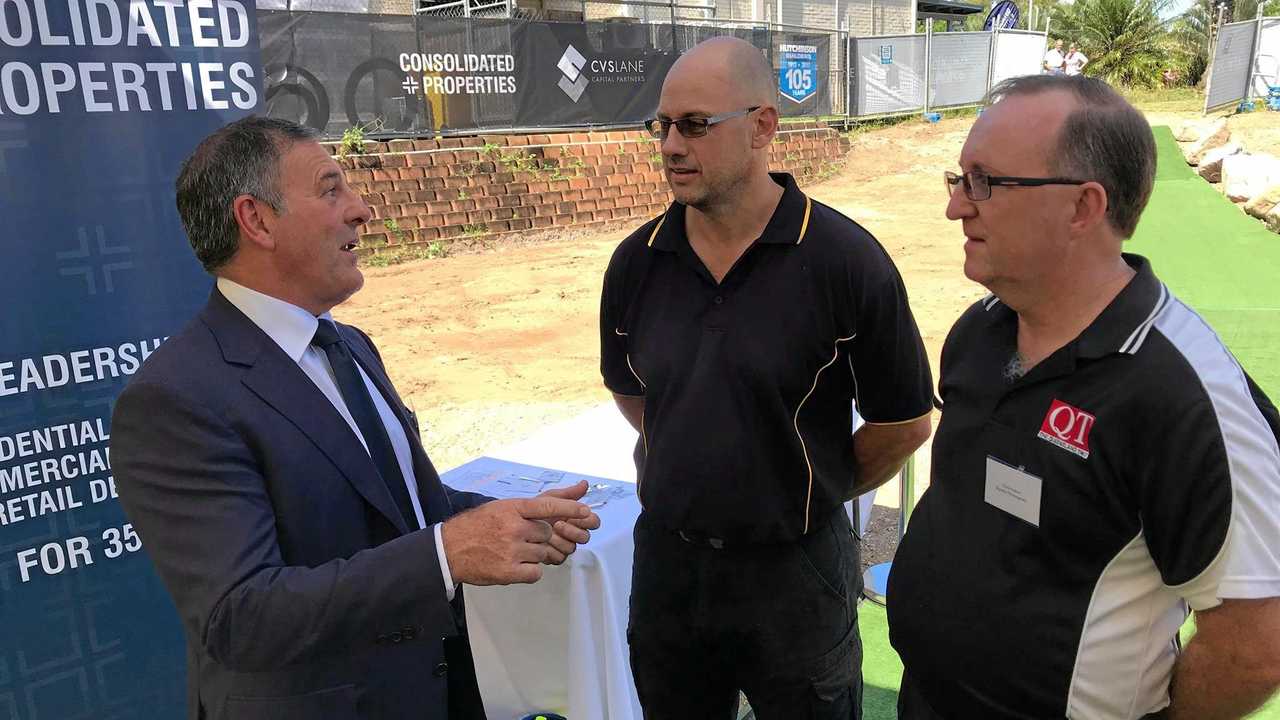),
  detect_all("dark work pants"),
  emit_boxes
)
[627,508,863,720]
[896,672,946,720]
